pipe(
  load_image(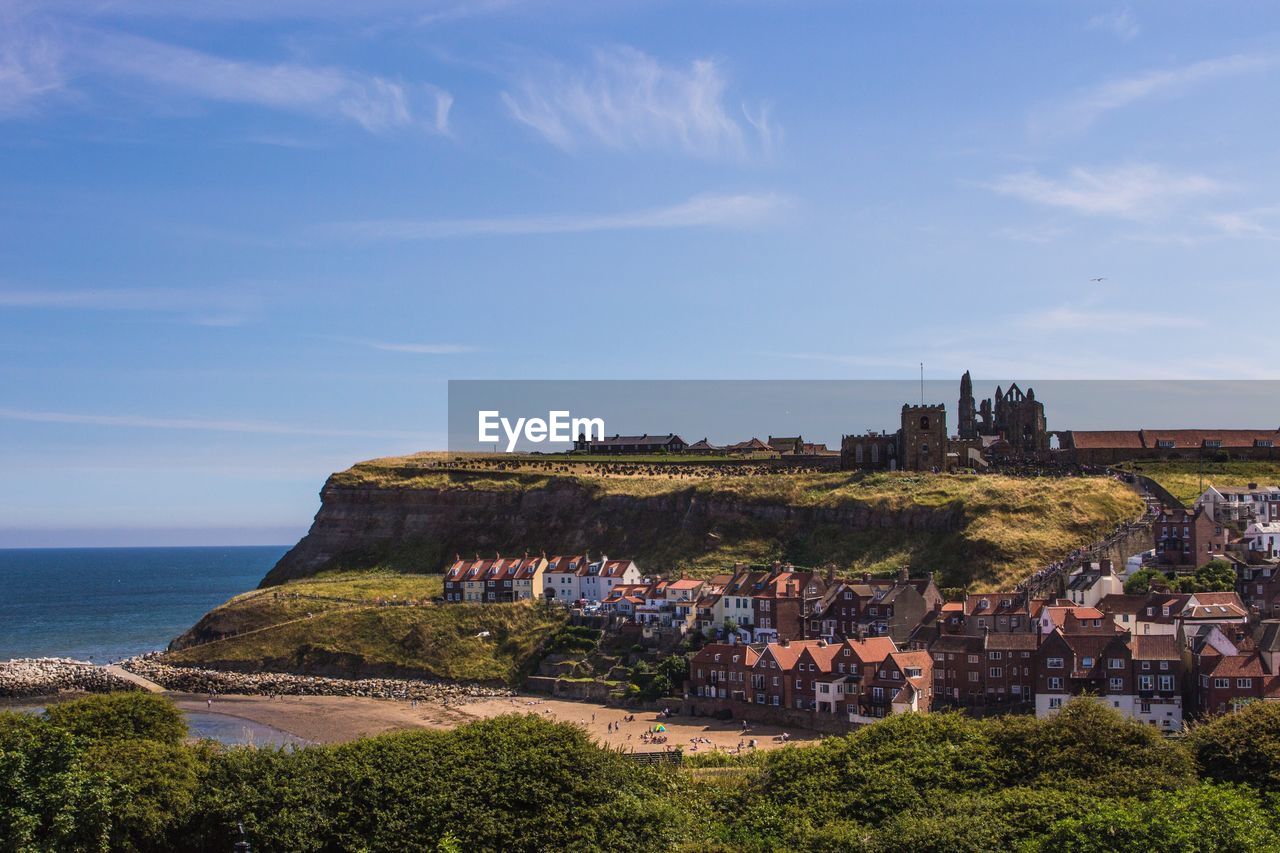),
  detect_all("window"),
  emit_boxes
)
[1049,697,1063,709]
[1081,657,1094,669]
[1047,657,1064,669]
[1238,678,1254,689]
[969,671,979,682]
[1109,677,1123,690]
[1158,675,1174,691]
[989,667,1003,678]
[1047,677,1063,690]
[1109,658,1125,669]
[967,654,980,664]
[1139,675,1154,691]
[989,651,1003,661]
[1214,678,1230,689]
